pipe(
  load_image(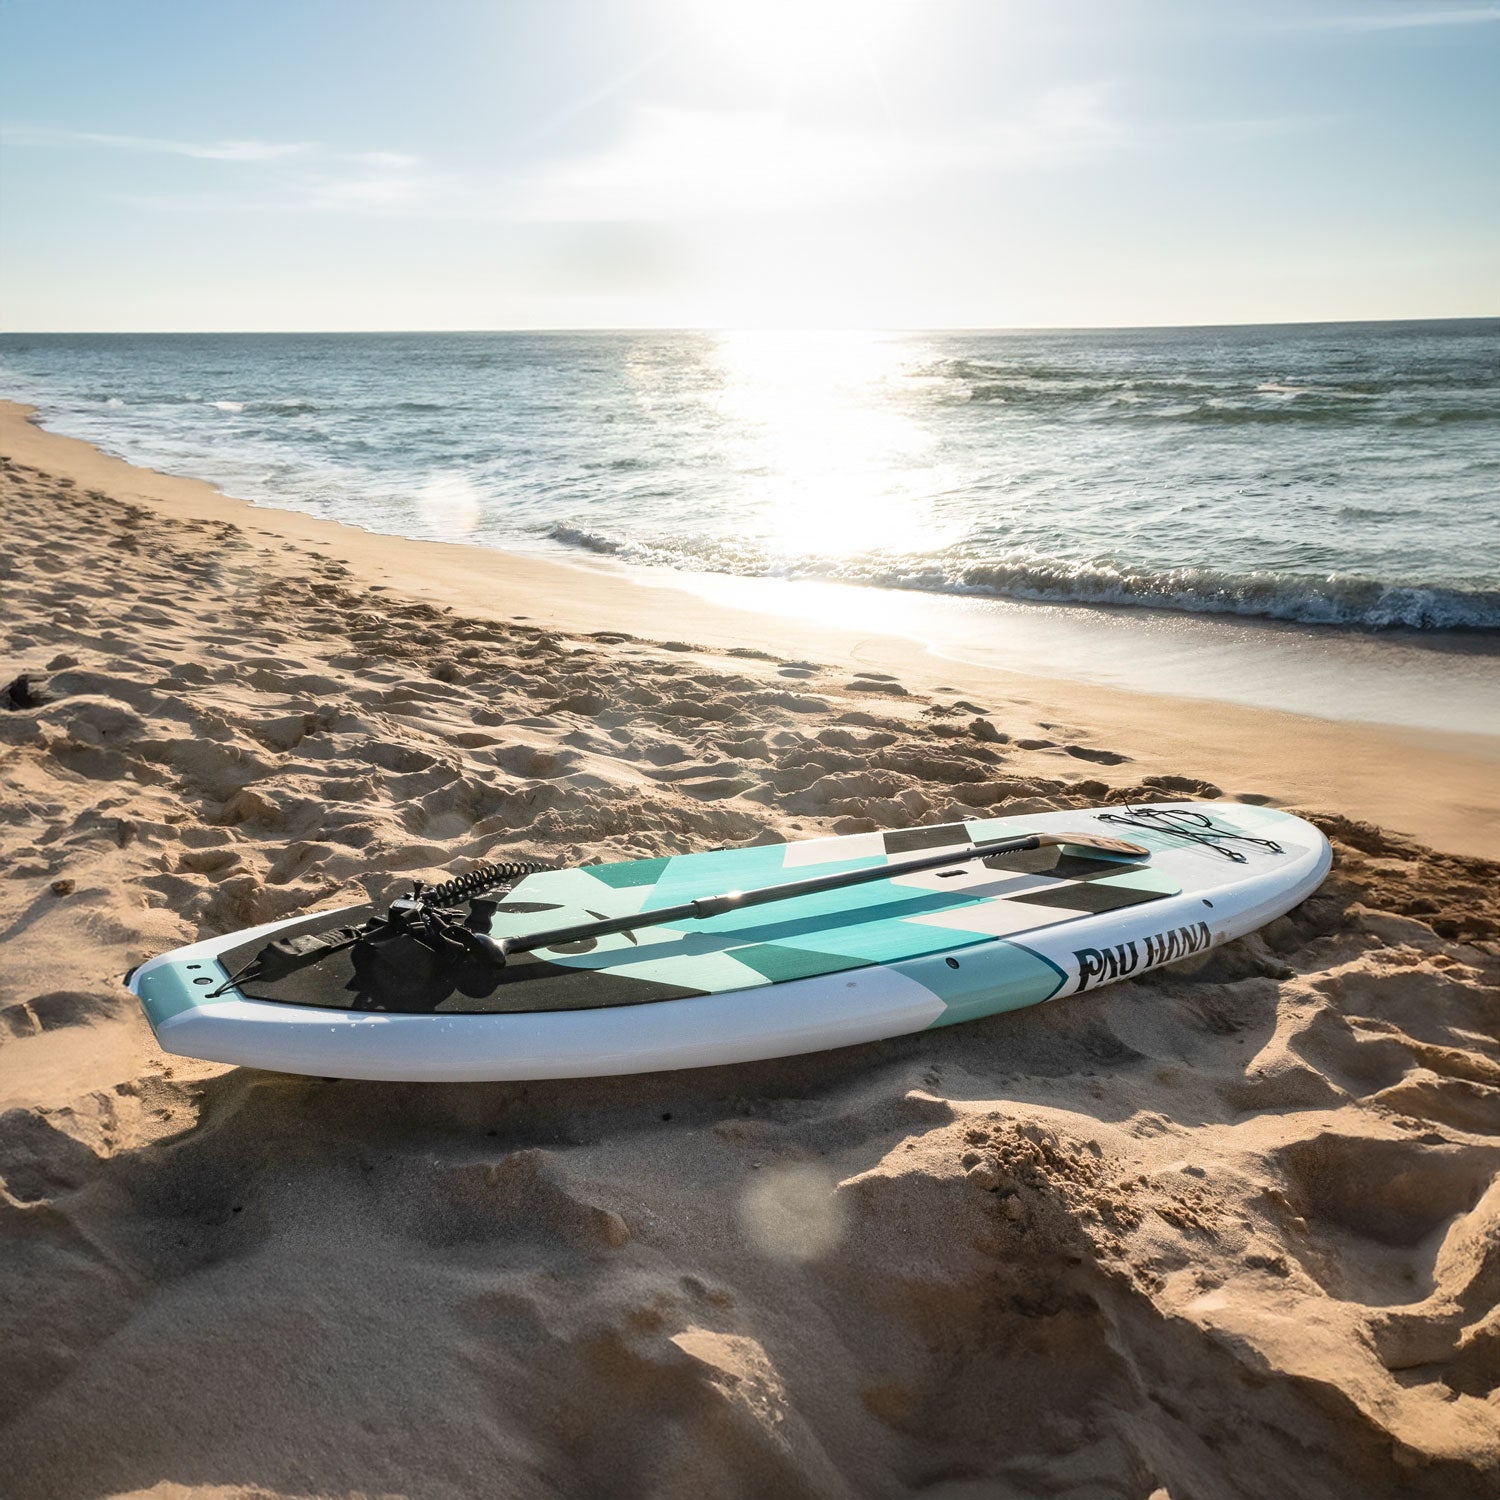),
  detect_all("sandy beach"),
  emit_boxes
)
[2,400,1498,1496]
